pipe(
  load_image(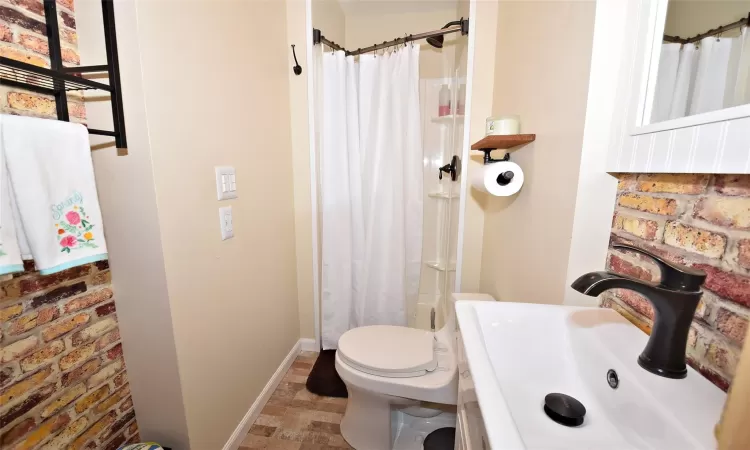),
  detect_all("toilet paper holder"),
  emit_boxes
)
[479,148,510,165]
